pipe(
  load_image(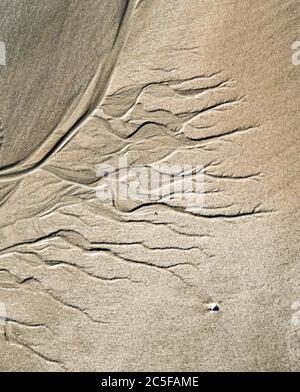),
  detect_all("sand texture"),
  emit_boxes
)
[0,0,299,371]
